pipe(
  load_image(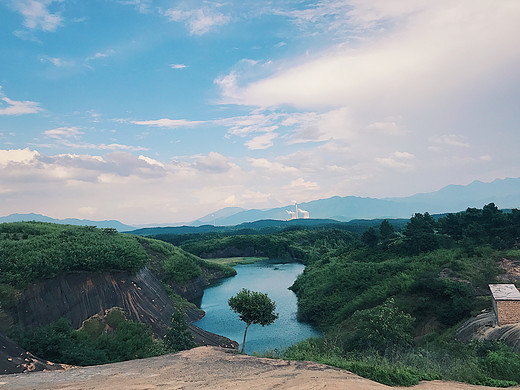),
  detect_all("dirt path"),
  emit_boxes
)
[1,346,518,390]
